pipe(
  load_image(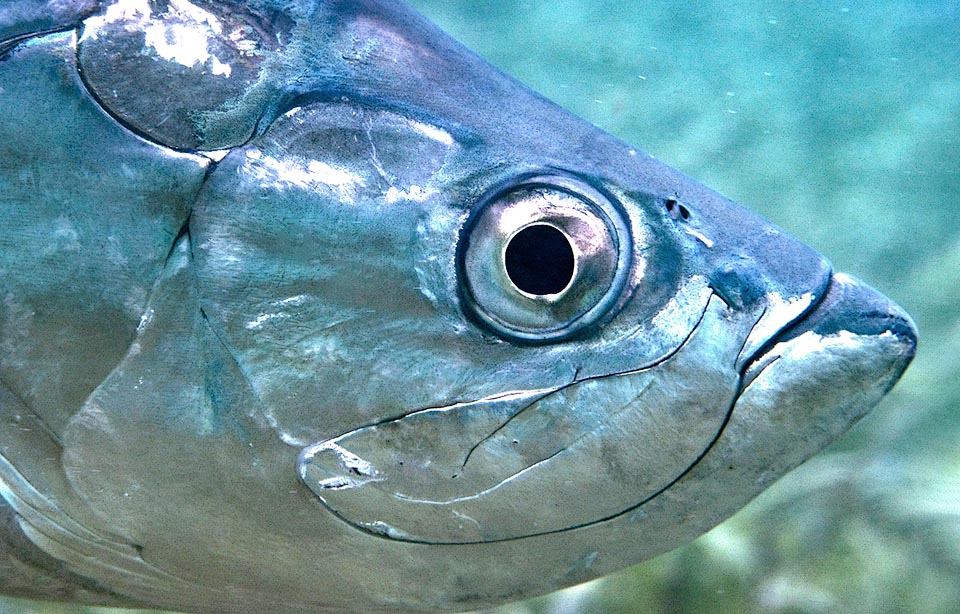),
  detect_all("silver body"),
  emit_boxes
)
[0,1,916,612]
